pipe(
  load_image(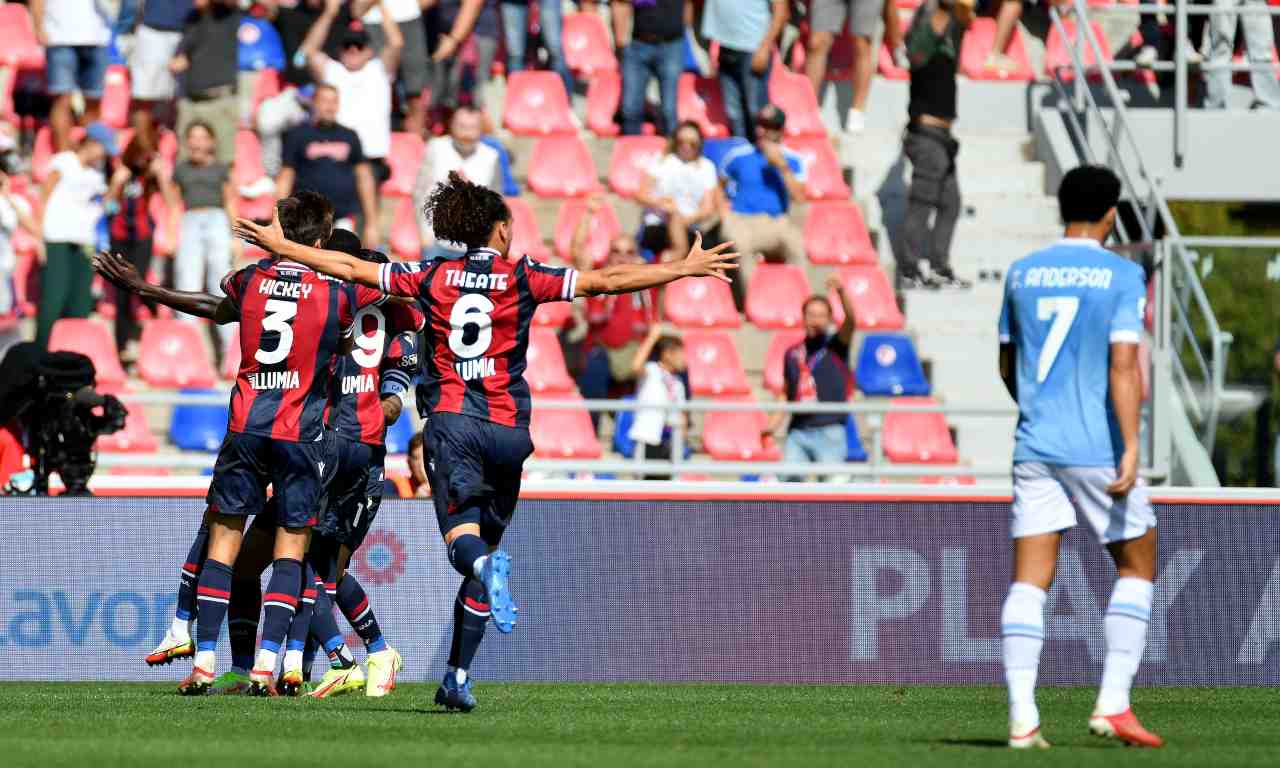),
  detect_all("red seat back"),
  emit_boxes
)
[0,5,46,71]
[137,319,218,389]
[683,331,750,395]
[763,330,805,394]
[99,65,131,129]
[96,401,159,453]
[233,129,266,185]
[533,301,572,329]
[389,196,422,260]
[703,396,782,461]
[960,18,1035,81]
[530,392,602,459]
[1044,19,1112,80]
[882,396,958,464]
[804,200,876,265]
[381,132,425,198]
[525,326,576,394]
[149,192,182,257]
[554,198,620,267]
[677,74,730,138]
[528,134,600,198]
[506,196,552,261]
[830,265,905,331]
[745,263,811,330]
[48,319,127,390]
[784,136,850,201]
[247,67,282,128]
[608,136,667,198]
[503,71,576,135]
[662,276,740,329]
[585,69,622,137]
[562,12,618,76]
[768,68,826,137]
